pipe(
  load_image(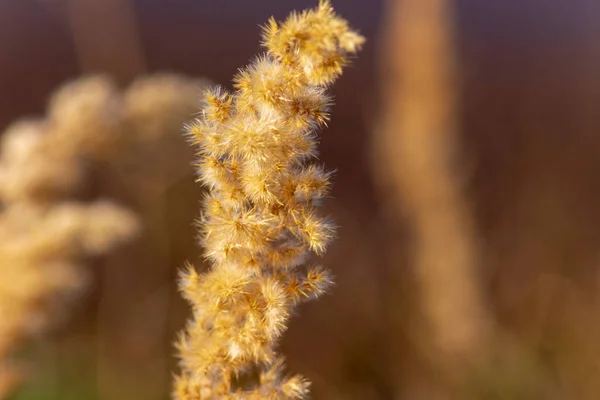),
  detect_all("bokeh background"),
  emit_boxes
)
[1,0,600,399]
